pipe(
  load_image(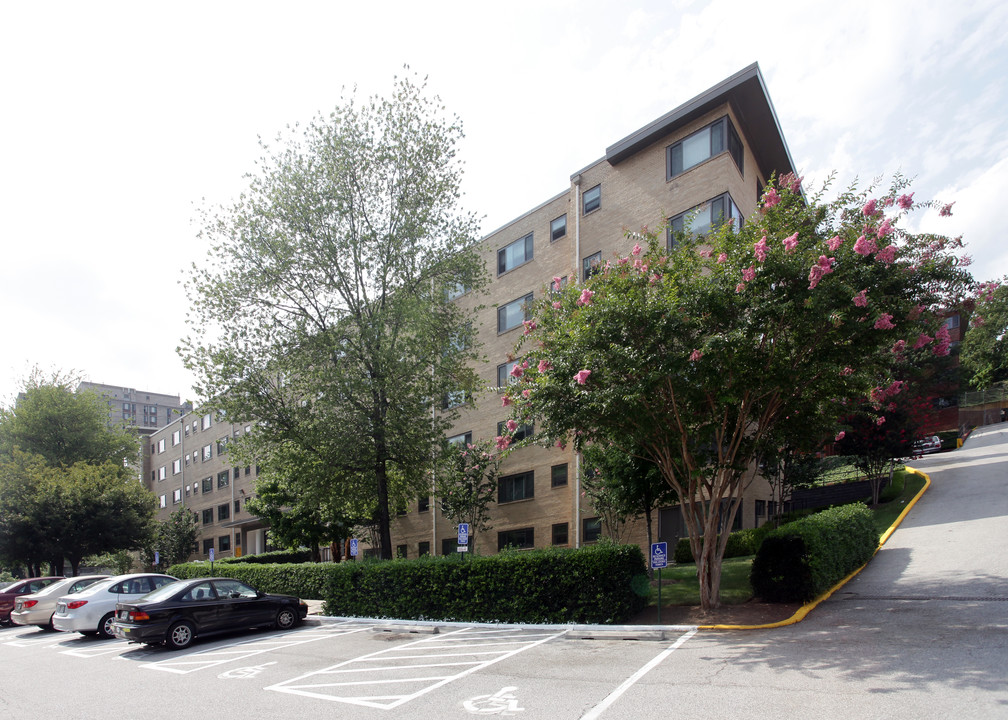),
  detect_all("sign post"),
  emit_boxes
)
[349,538,359,558]
[154,550,159,567]
[457,523,470,556]
[650,542,668,624]
[209,547,214,573]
